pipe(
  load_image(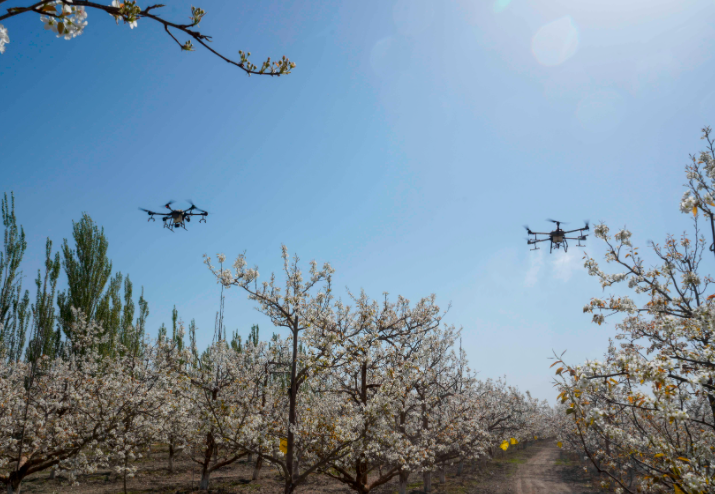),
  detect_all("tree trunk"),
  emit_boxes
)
[283,480,295,494]
[398,471,408,494]
[49,469,56,480]
[123,457,128,494]
[439,467,445,483]
[294,449,301,478]
[200,432,214,491]
[247,452,253,463]
[199,465,211,491]
[252,455,263,480]
[423,471,432,493]
[457,459,464,476]
[6,478,22,494]
[168,443,175,474]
